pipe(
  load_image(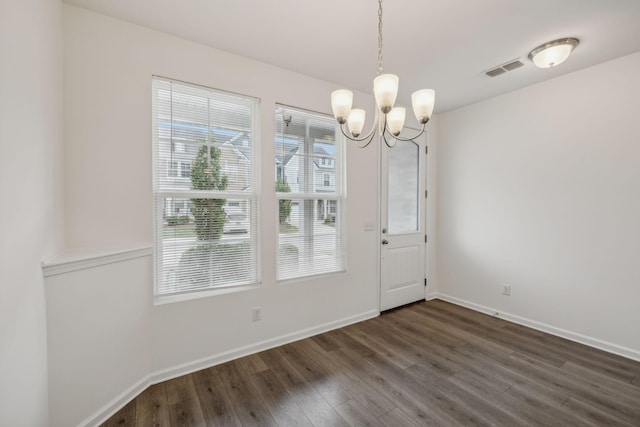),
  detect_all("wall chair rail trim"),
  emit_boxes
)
[42,246,153,277]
